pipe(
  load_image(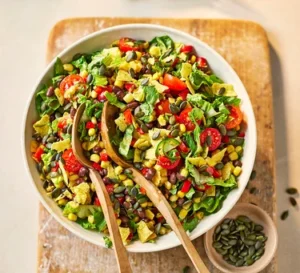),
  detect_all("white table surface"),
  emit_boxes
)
[0,0,299,272]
